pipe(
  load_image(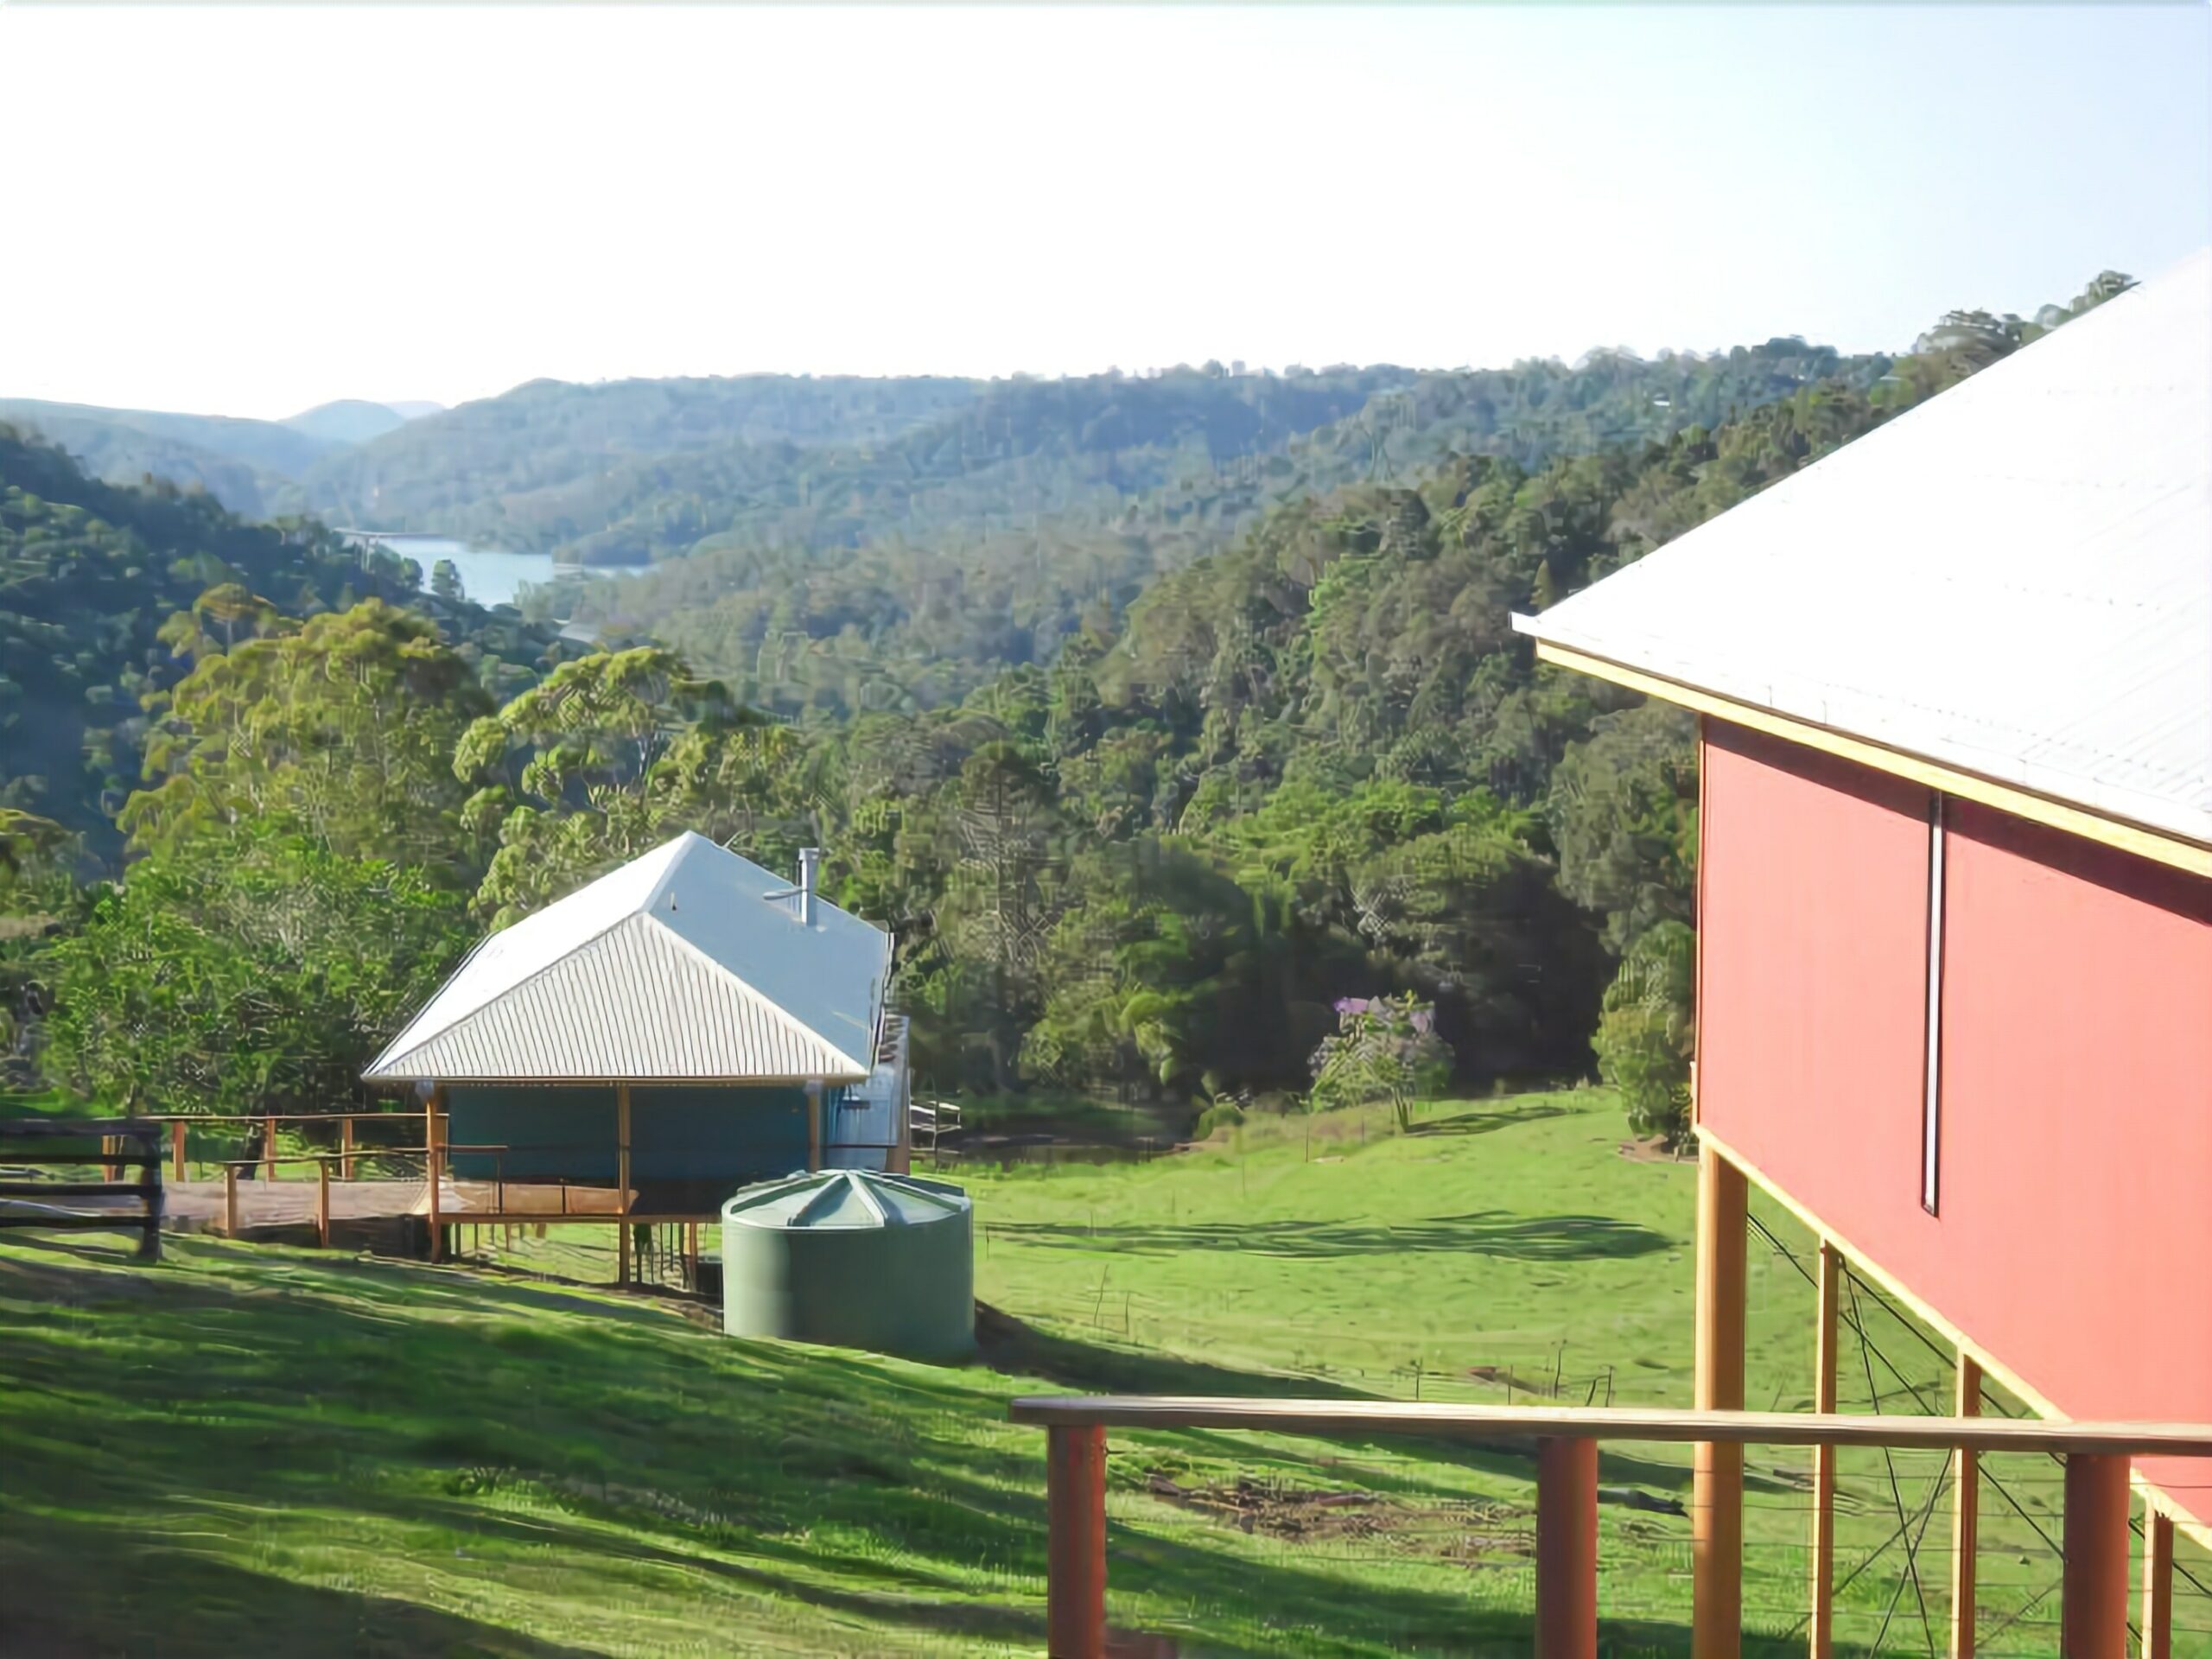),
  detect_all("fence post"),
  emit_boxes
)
[263,1116,277,1182]
[1535,1436,1598,1659]
[137,1127,162,1262]
[224,1164,240,1236]
[1046,1422,1107,1659]
[2061,1452,2130,1659]
[316,1159,332,1249]
[340,1116,355,1181]
[170,1120,187,1183]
